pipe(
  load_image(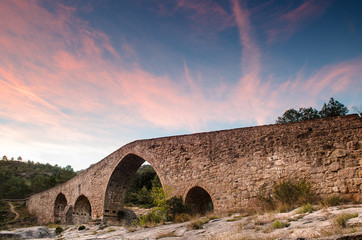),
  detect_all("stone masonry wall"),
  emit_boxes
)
[27,115,362,223]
